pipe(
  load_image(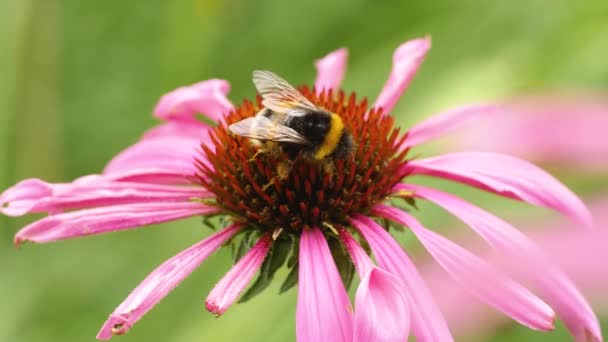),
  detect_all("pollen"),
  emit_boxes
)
[196,87,410,236]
